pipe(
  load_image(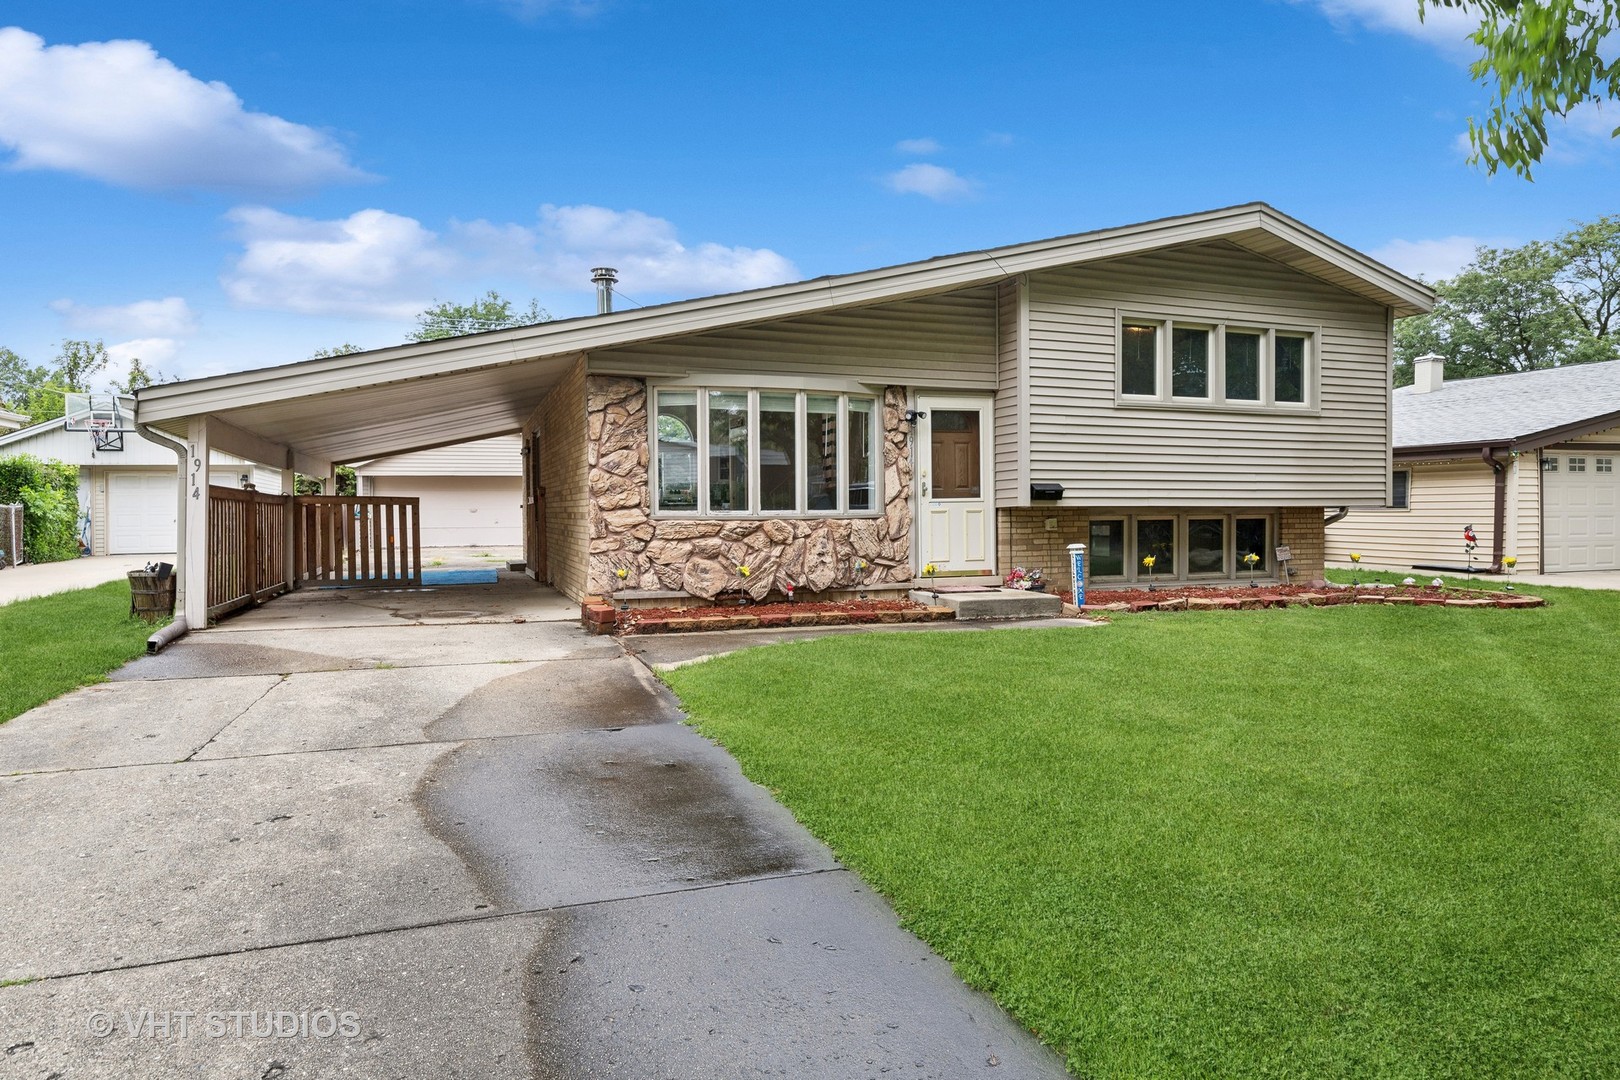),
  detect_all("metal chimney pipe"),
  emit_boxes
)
[591,267,618,314]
